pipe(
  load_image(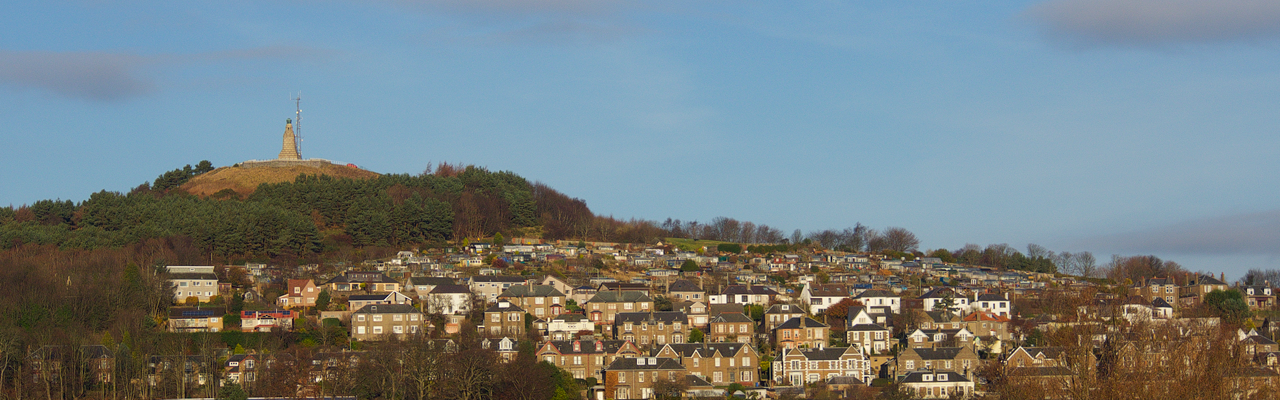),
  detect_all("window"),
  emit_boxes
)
[693,358,700,367]
[716,358,721,367]
[743,357,750,367]
[713,372,722,382]
[852,332,860,340]
[393,314,403,321]
[357,326,366,334]
[373,326,383,334]
[905,360,915,369]
[625,303,633,310]
[180,282,188,287]
[618,372,626,383]
[357,315,366,322]
[574,356,582,365]
[492,314,501,322]
[410,314,419,321]
[373,315,383,322]
[393,326,403,334]
[638,371,644,383]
